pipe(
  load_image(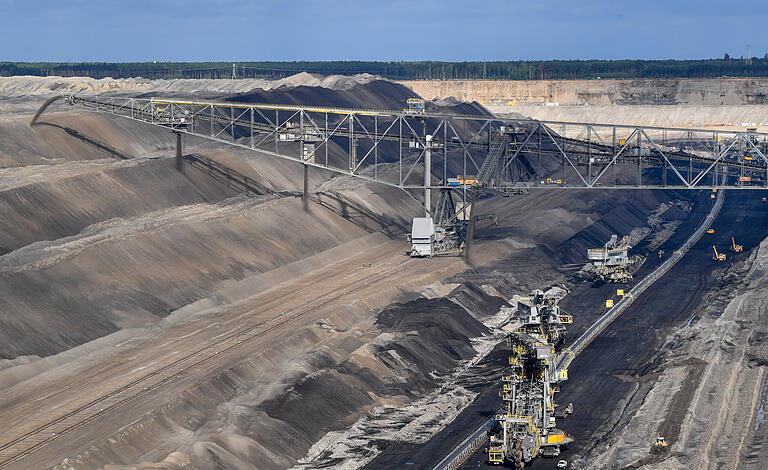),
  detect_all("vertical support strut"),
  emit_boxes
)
[175,132,183,172]
[425,134,432,216]
[303,163,310,212]
[464,188,478,264]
